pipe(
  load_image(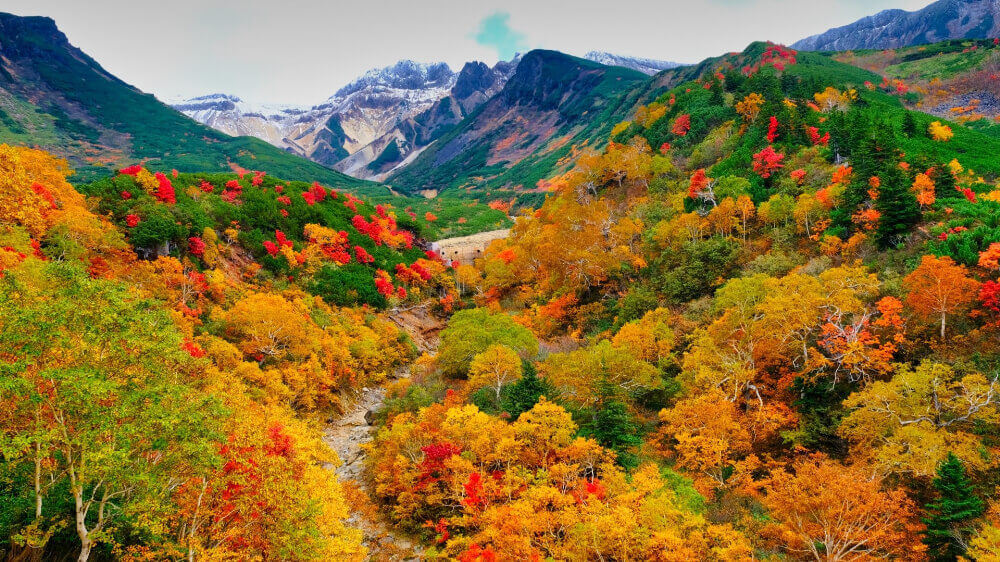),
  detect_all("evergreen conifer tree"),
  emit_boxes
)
[501,361,550,420]
[589,384,642,469]
[902,111,918,137]
[875,163,920,249]
[922,453,985,561]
